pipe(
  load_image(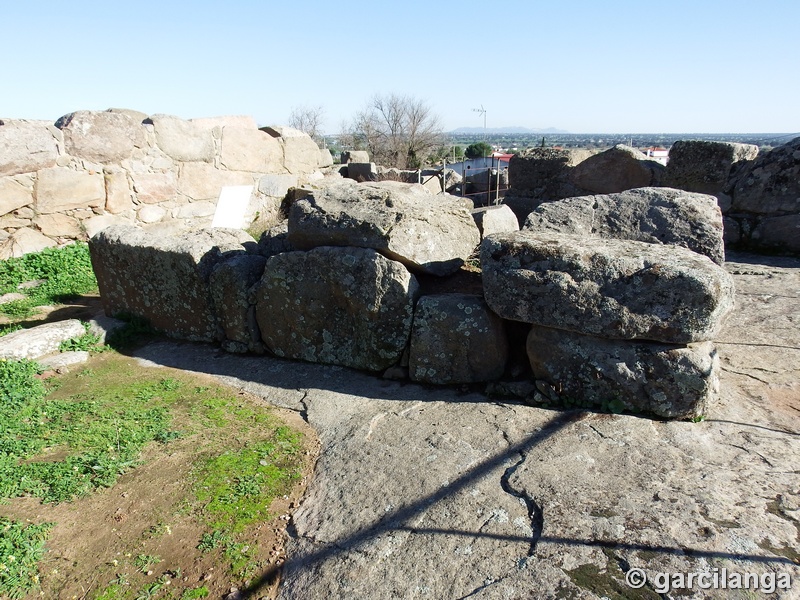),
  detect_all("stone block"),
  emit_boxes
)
[0,120,60,177]
[471,205,519,238]
[150,114,215,162]
[34,213,82,238]
[261,126,320,174]
[732,136,800,215]
[568,144,665,194]
[0,319,86,360]
[0,227,57,259]
[35,167,105,214]
[104,171,133,213]
[89,225,256,341]
[255,247,419,371]
[219,127,284,173]
[481,231,735,344]
[258,174,299,198]
[210,254,267,351]
[177,162,254,201]
[131,171,178,204]
[56,110,145,163]
[751,214,800,253]
[523,187,725,265]
[665,140,759,198]
[288,180,480,276]
[409,293,508,384]
[0,174,34,217]
[526,325,719,419]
